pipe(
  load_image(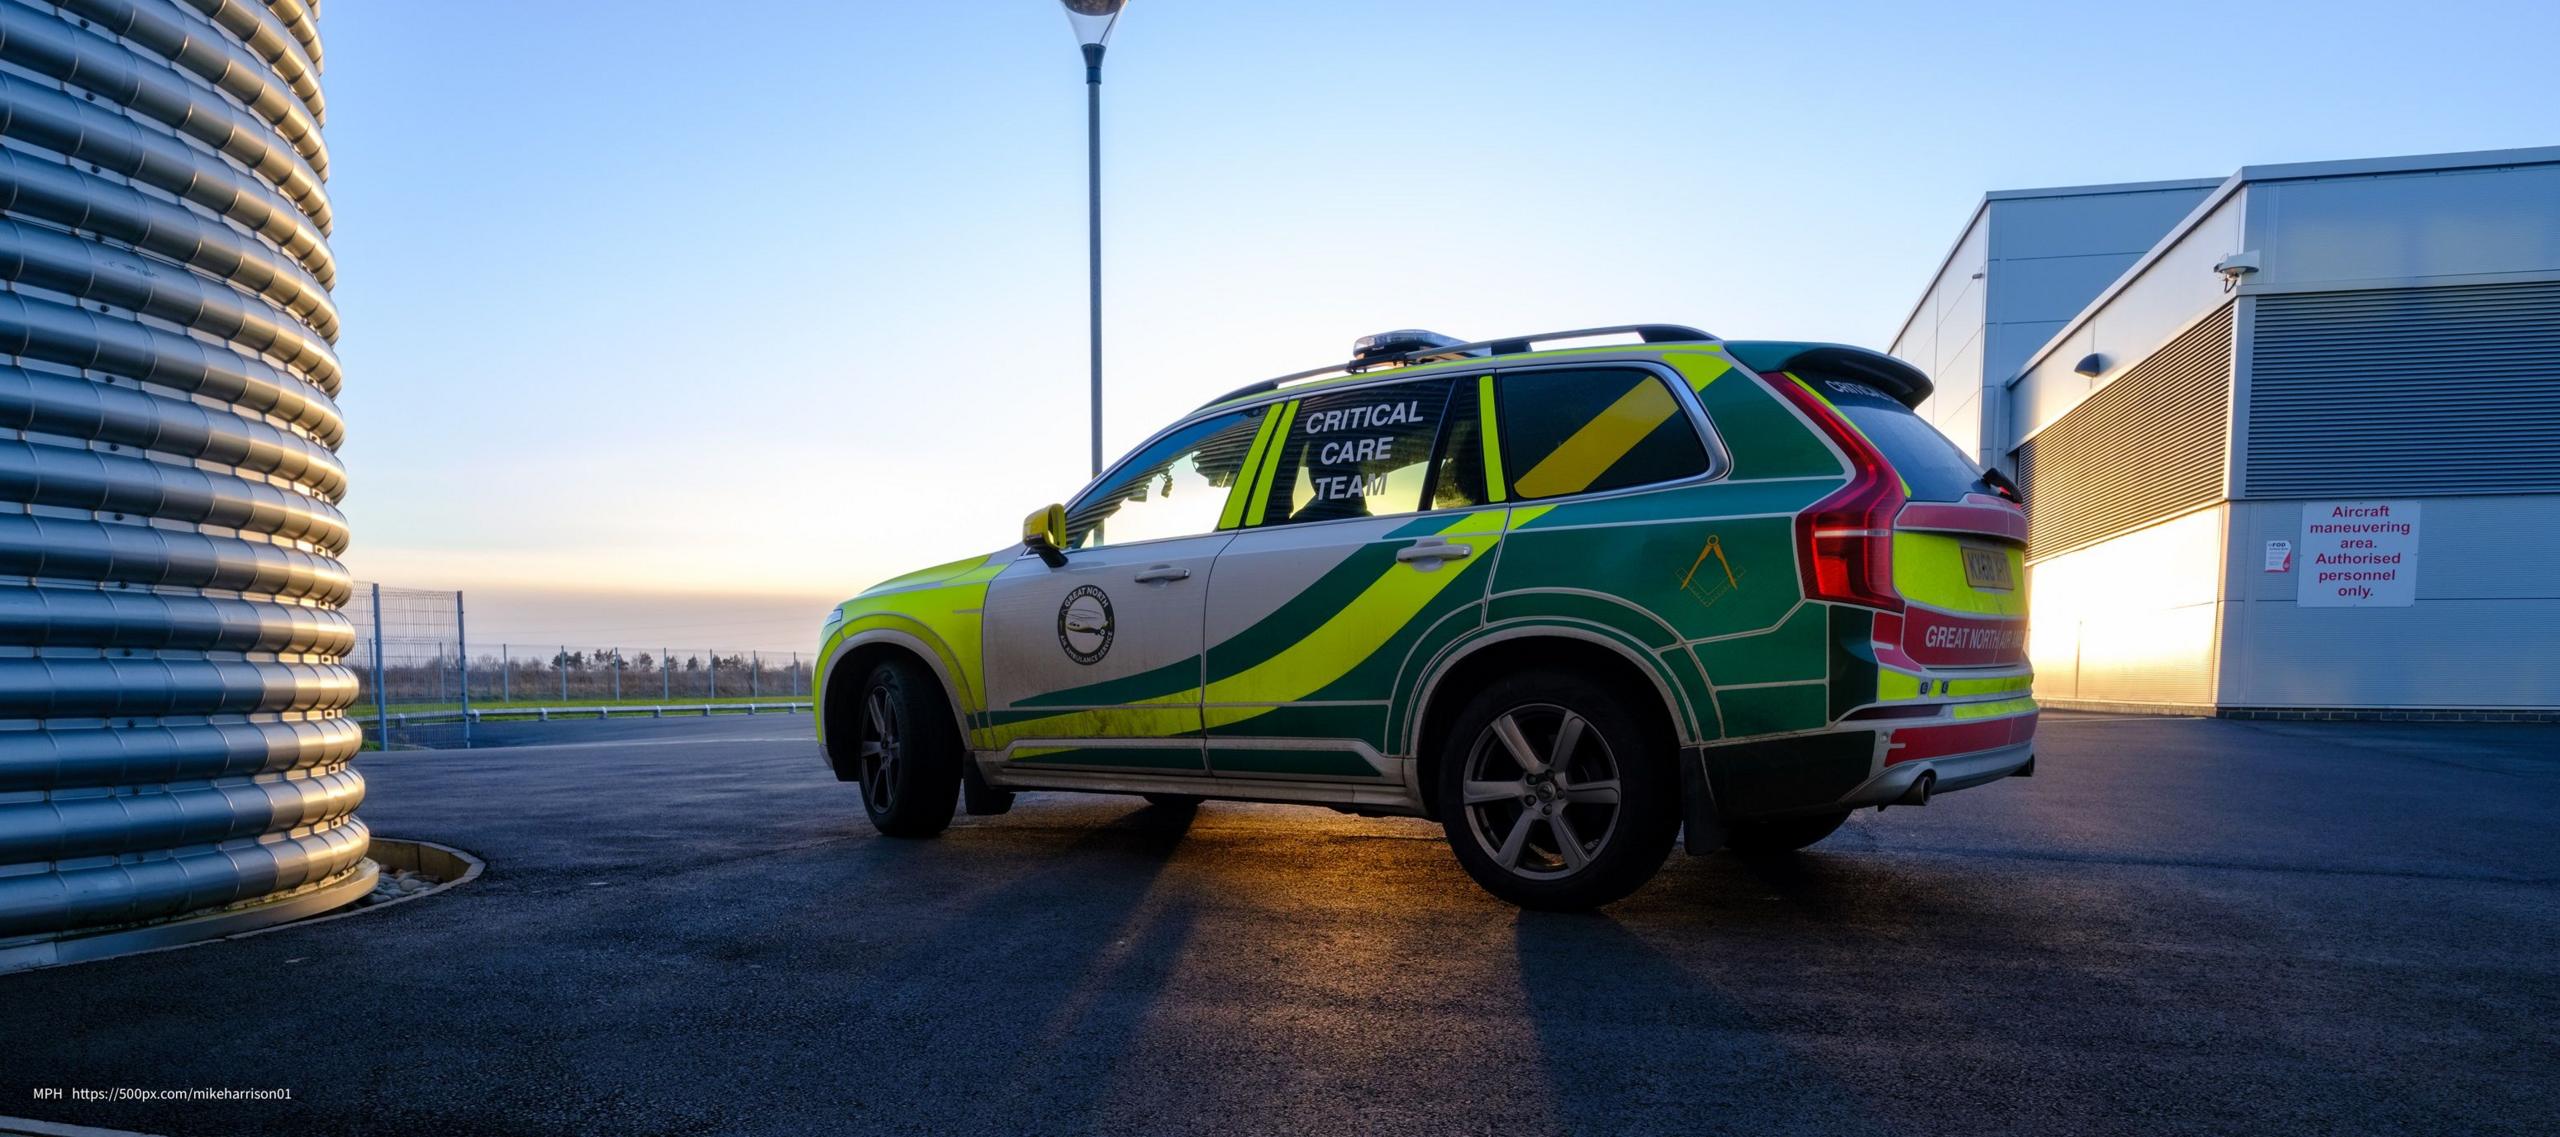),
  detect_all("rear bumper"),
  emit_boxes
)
[1702,704,2037,820]
[1837,740,2033,809]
